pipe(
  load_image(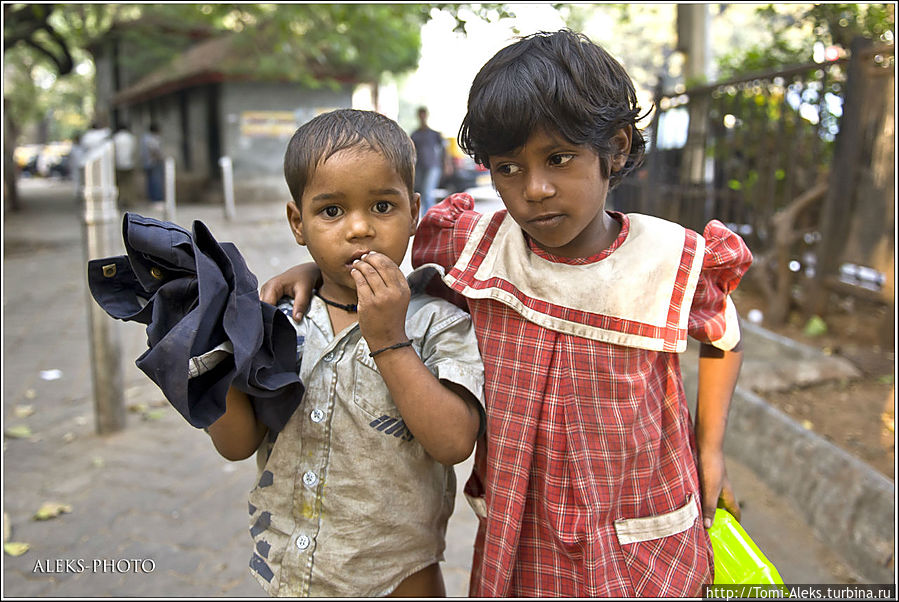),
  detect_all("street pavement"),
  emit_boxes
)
[2,178,861,597]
